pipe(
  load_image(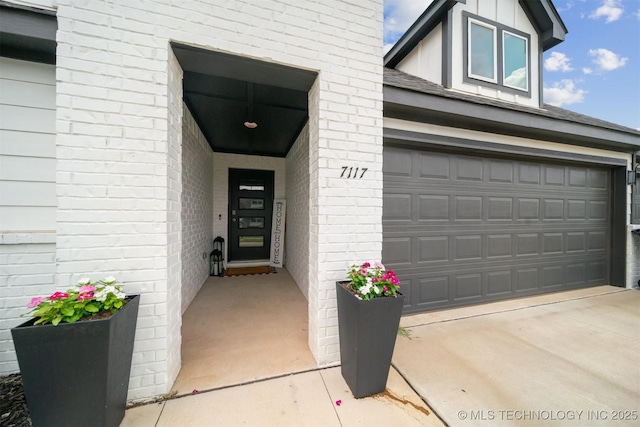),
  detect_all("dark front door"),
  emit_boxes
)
[228,169,274,262]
